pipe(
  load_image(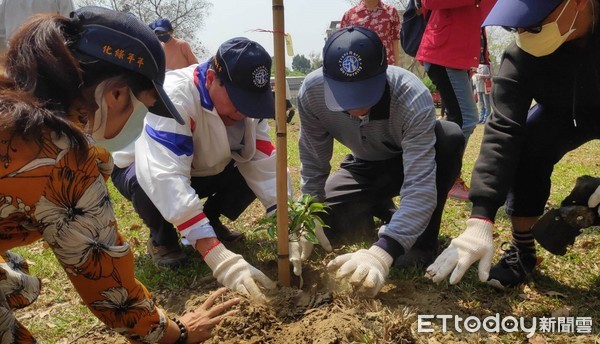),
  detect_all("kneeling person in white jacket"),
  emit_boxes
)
[111,37,280,300]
